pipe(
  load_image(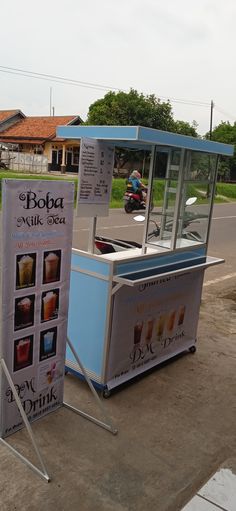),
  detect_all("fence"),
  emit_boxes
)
[1,151,48,173]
